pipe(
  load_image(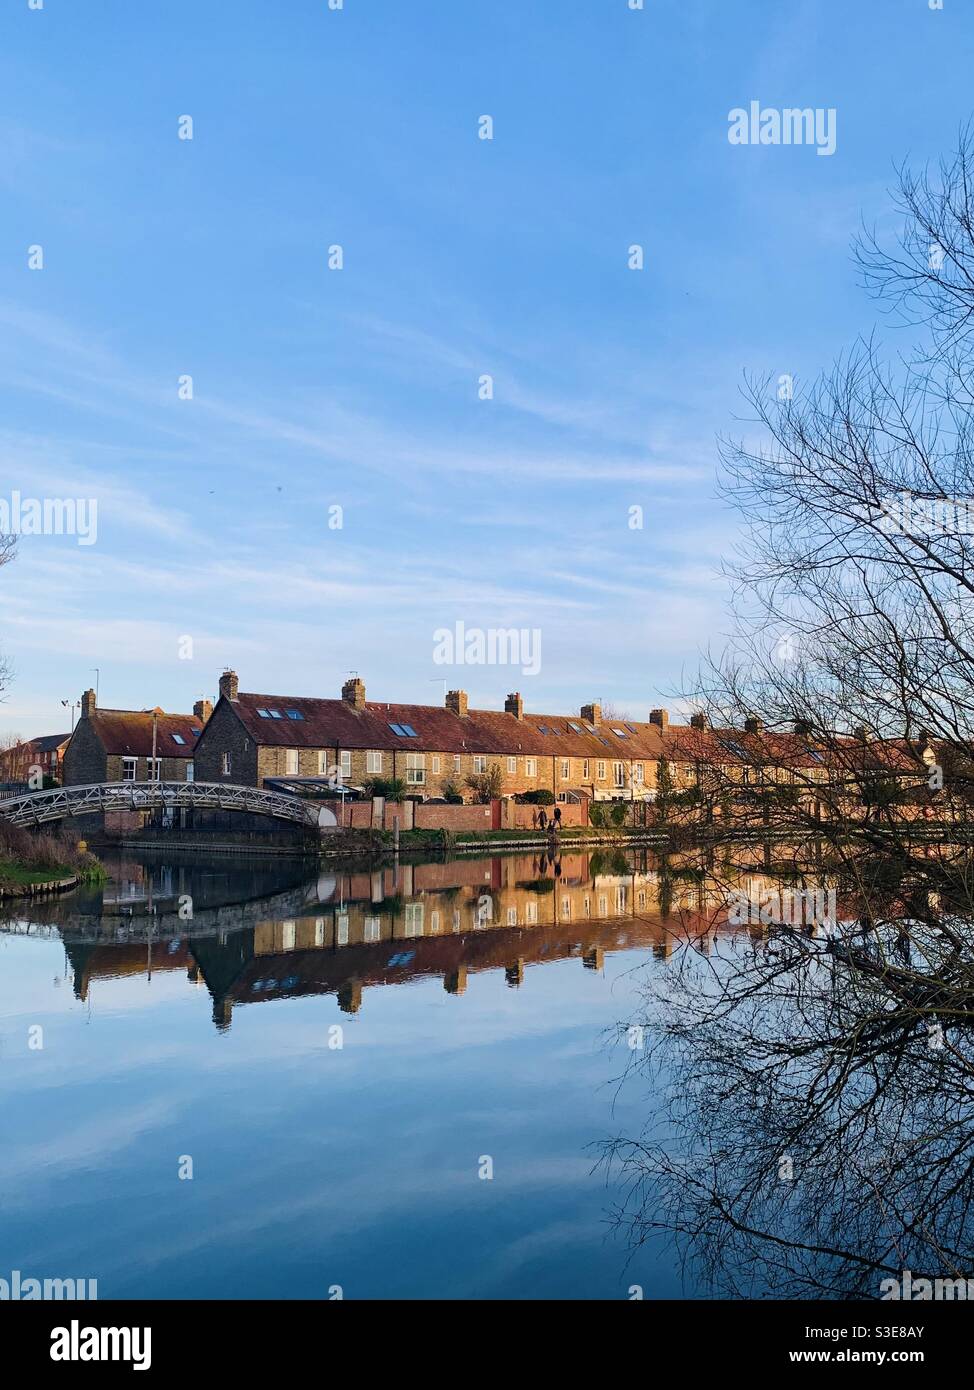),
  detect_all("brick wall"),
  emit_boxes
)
[63,720,107,786]
[193,698,259,785]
